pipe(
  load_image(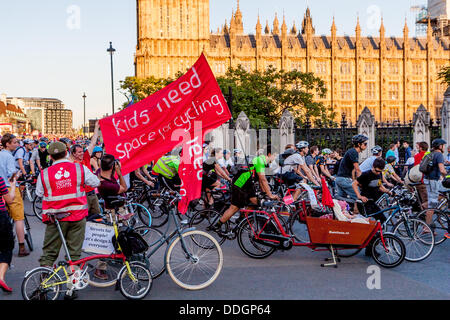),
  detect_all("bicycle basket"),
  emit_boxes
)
[112,227,149,258]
